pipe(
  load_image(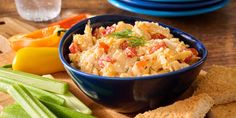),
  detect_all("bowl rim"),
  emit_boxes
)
[59,14,208,81]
